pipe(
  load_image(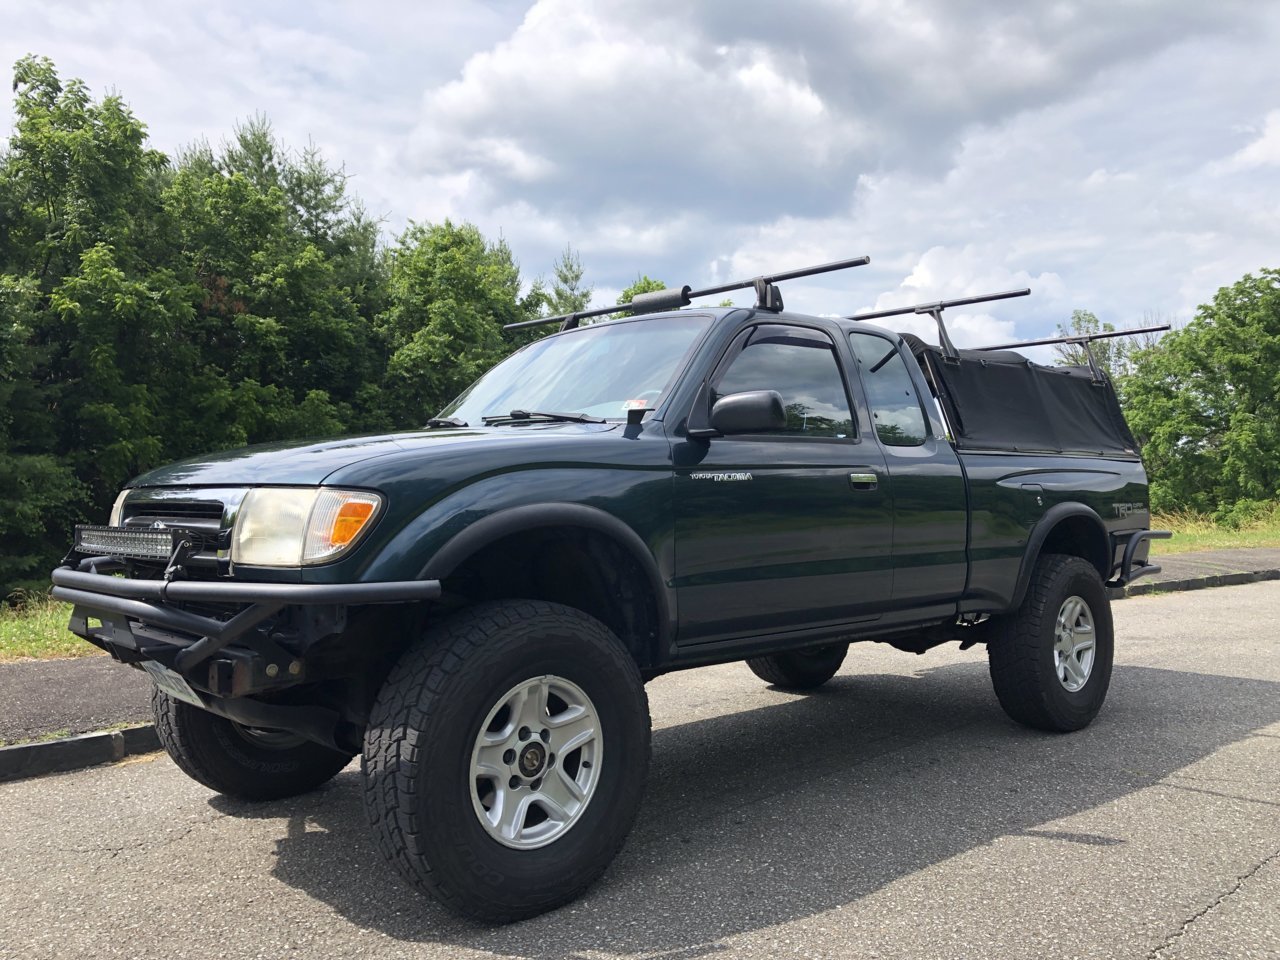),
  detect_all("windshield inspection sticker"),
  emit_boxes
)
[690,472,753,482]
